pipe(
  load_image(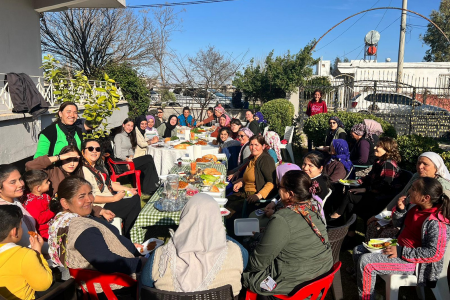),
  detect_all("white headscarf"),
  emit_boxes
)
[158,193,227,292]
[419,152,450,180]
